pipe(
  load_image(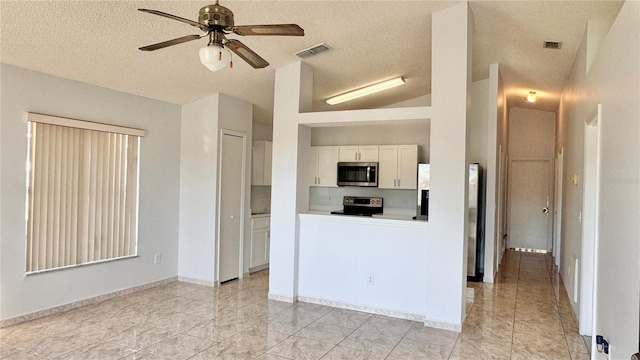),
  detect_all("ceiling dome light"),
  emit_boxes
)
[199,44,231,71]
[527,91,537,103]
